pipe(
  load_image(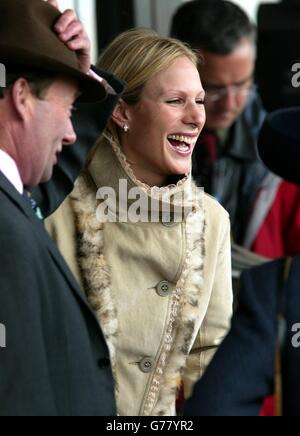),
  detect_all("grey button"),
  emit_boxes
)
[139,357,155,373]
[156,280,173,297]
[162,220,177,228]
